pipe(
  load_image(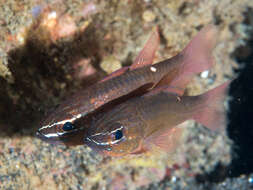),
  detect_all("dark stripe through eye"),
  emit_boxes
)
[115,129,123,140]
[62,122,75,131]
